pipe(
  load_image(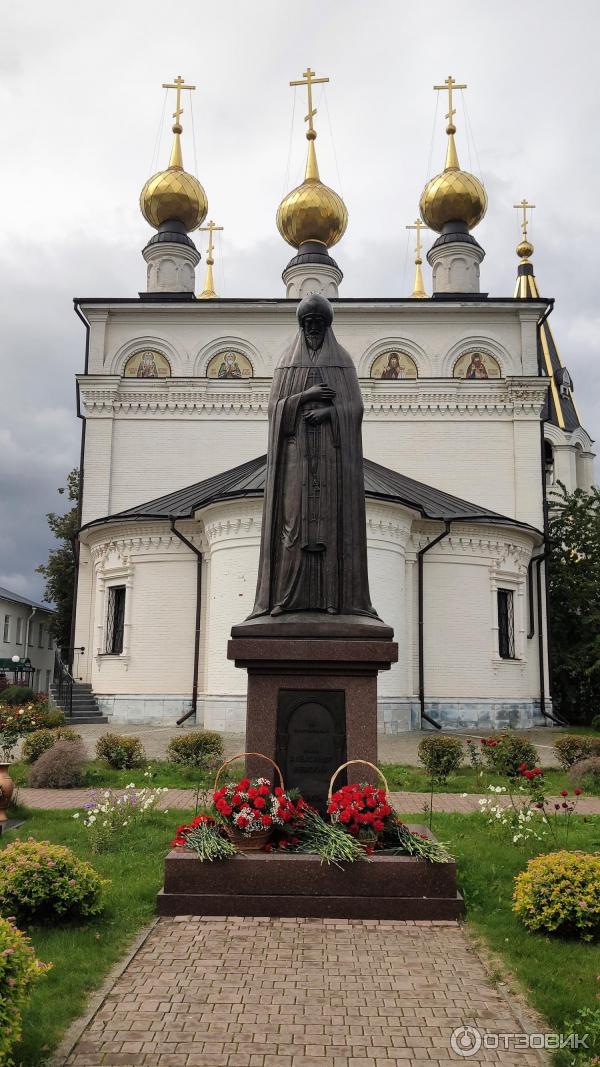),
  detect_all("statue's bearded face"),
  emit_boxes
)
[302,314,327,351]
